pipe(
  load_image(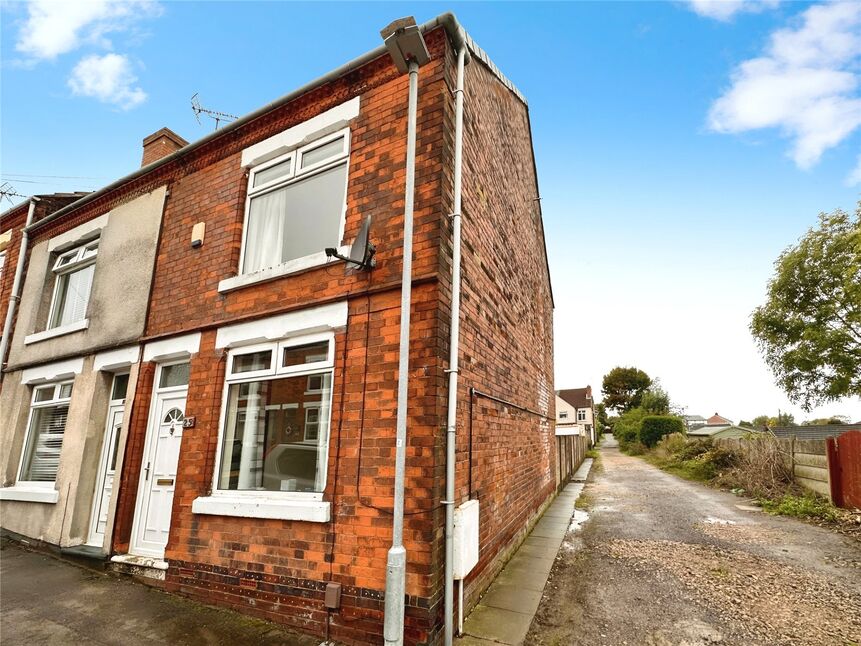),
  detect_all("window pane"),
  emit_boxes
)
[34,386,55,403]
[253,158,292,187]
[111,374,129,400]
[159,363,190,389]
[218,372,332,493]
[20,404,69,482]
[109,423,122,471]
[242,163,347,274]
[51,263,94,328]
[282,341,329,369]
[58,383,73,399]
[300,137,345,169]
[232,350,272,374]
